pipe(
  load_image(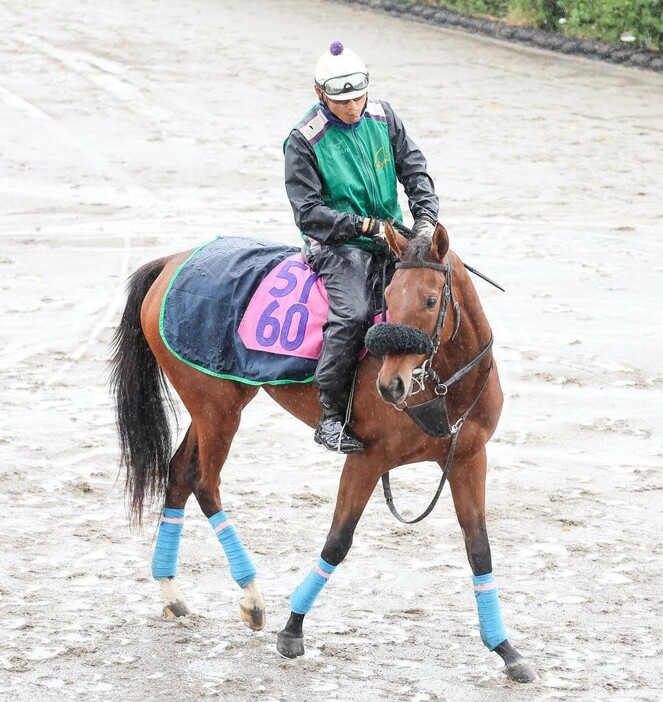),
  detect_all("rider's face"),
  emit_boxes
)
[319,91,367,125]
